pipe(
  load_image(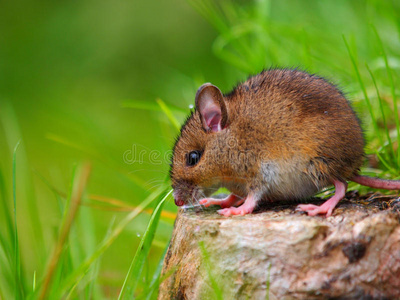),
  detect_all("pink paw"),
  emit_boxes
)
[199,198,229,208]
[199,198,214,207]
[199,194,241,208]
[199,198,230,208]
[297,203,334,217]
[217,206,253,217]
[297,179,347,217]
